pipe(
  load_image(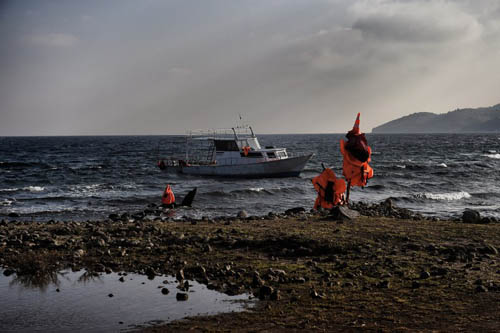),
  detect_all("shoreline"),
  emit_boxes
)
[4,192,499,224]
[1,203,499,331]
